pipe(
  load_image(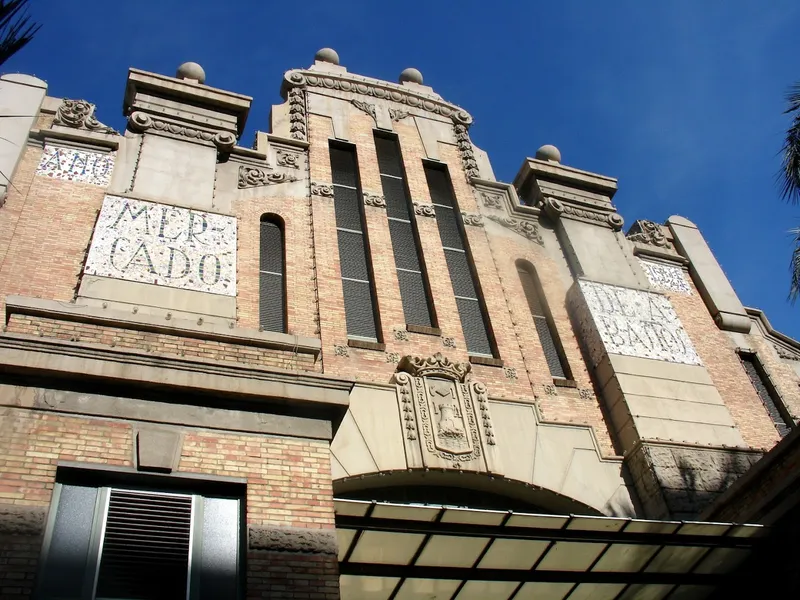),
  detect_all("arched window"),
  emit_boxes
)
[516,260,571,379]
[259,214,286,333]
